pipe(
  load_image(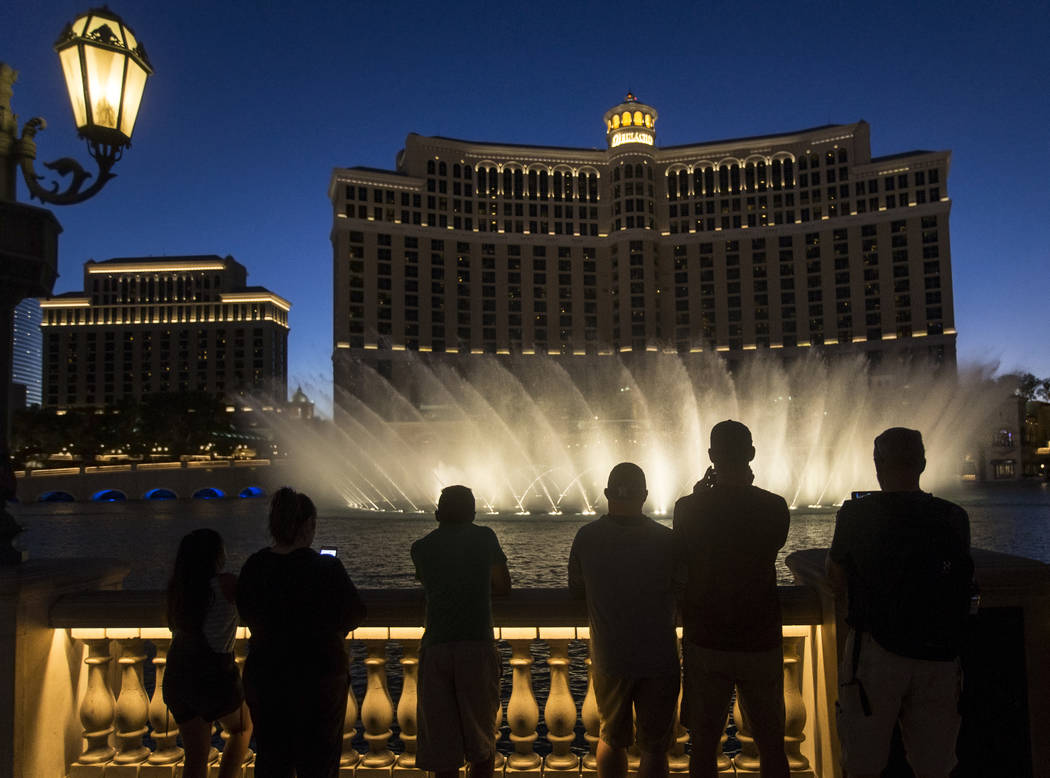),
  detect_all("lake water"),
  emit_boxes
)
[10,481,1050,589]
